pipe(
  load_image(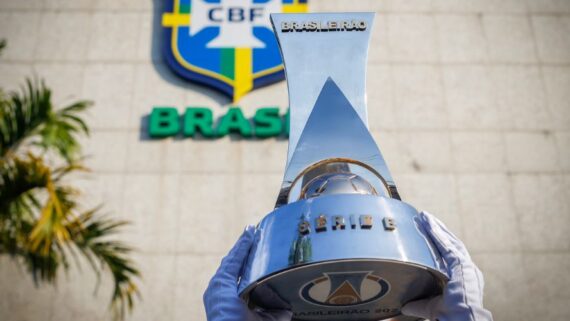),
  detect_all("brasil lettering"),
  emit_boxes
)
[281,20,367,32]
[148,107,289,139]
